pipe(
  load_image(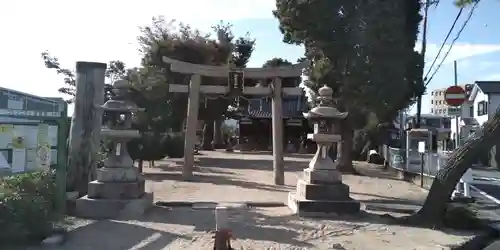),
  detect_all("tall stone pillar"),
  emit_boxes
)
[272,77,284,185]
[67,61,106,195]
[183,74,201,179]
[288,85,360,216]
[76,80,153,219]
